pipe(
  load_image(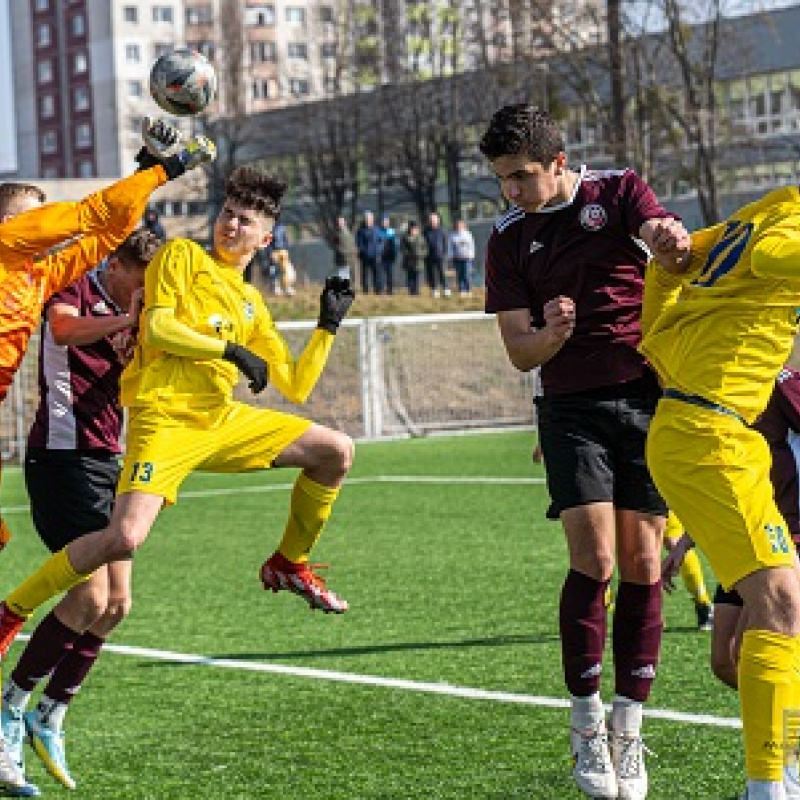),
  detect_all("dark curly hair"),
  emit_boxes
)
[114,228,164,267]
[225,166,287,218]
[479,104,564,165]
